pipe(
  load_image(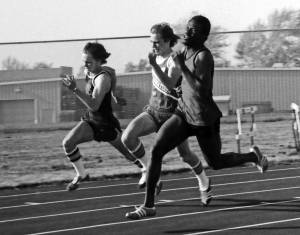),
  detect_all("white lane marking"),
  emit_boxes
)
[119,205,133,208]
[1,166,300,199]
[26,198,300,235]
[1,185,300,224]
[158,200,174,203]
[185,217,300,235]
[1,175,300,210]
[24,202,42,205]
